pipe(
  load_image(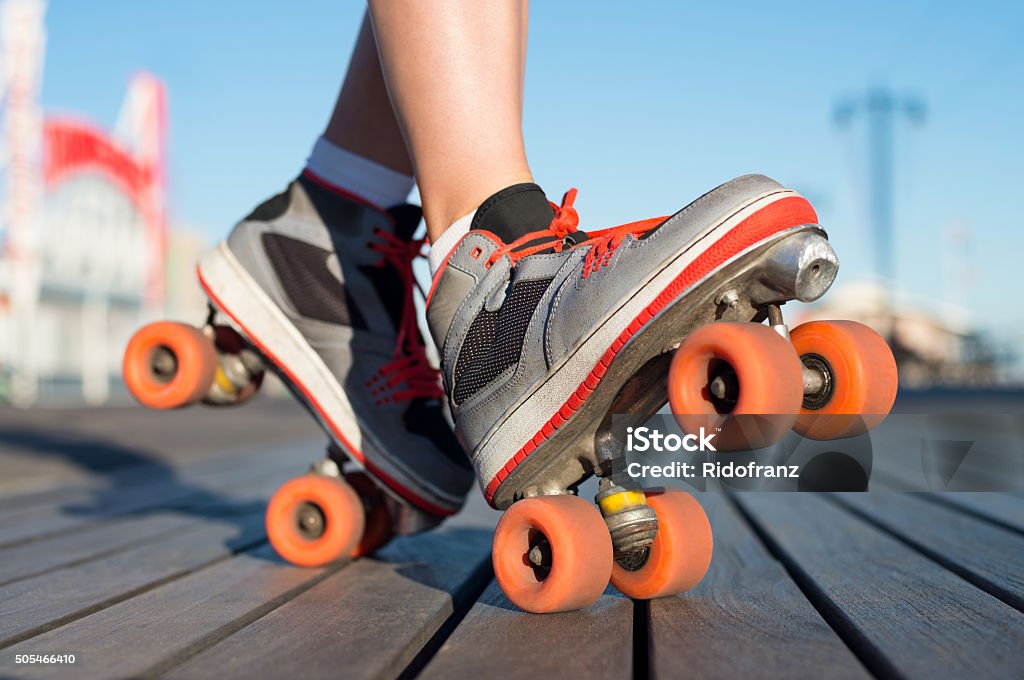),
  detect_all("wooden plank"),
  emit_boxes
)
[735,493,1024,679]
[0,436,314,521]
[162,526,494,680]
[0,399,316,496]
[0,483,106,513]
[832,493,1024,610]
[0,444,305,548]
[1,546,333,680]
[928,492,1024,534]
[0,512,195,587]
[0,458,299,586]
[419,486,631,680]
[0,445,297,531]
[0,509,266,646]
[0,435,314,515]
[0,470,270,548]
[855,416,955,492]
[893,388,1024,414]
[2,483,497,679]
[867,416,1024,492]
[644,494,868,679]
[419,581,632,680]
